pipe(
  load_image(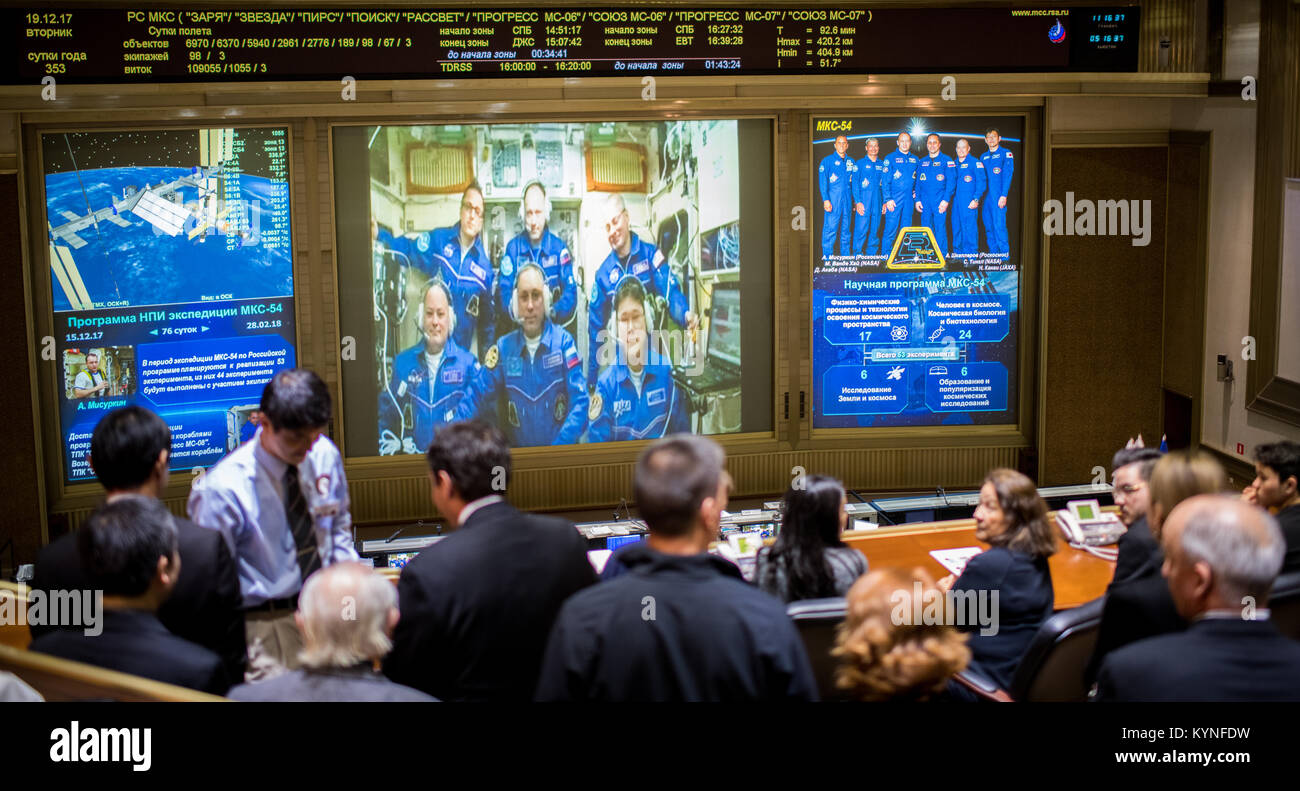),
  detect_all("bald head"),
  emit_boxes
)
[1162,495,1285,618]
